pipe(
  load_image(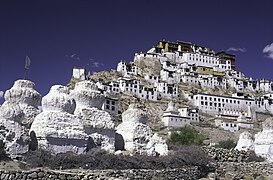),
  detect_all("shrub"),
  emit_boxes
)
[167,126,204,146]
[24,149,53,167]
[216,139,236,149]
[0,140,9,161]
[24,146,212,170]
